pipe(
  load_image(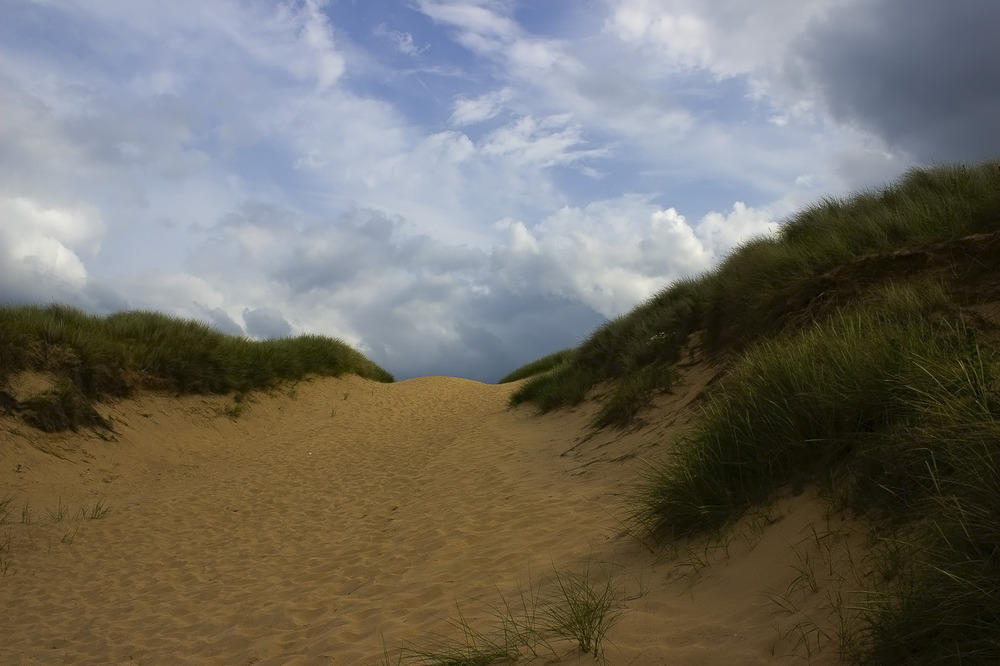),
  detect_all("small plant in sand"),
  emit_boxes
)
[0,527,11,576]
[762,528,860,660]
[46,499,69,523]
[83,500,111,520]
[400,601,525,666]
[406,634,519,664]
[0,494,13,525]
[397,563,625,665]
[542,564,624,660]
